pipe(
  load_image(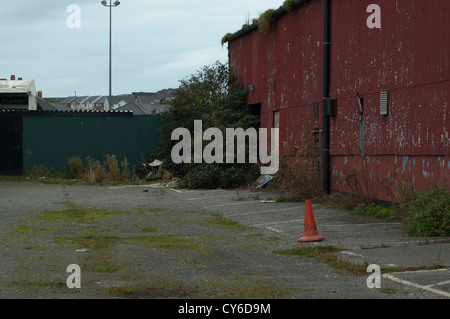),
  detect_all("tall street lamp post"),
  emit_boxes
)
[101,0,120,110]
